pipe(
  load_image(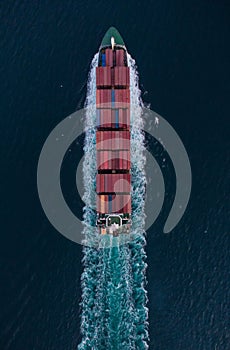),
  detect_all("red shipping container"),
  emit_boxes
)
[114,90,130,106]
[100,109,112,128]
[113,194,118,213]
[97,151,100,170]
[122,152,125,170]
[112,195,117,212]
[100,152,105,170]
[102,174,105,193]
[111,109,116,127]
[96,90,100,105]
[117,151,120,169]
[127,151,131,169]
[105,49,113,66]
[97,131,101,150]
[111,194,116,213]
[96,67,100,86]
[125,150,129,169]
[125,108,131,128]
[119,108,130,129]
[96,67,112,87]
[97,194,119,213]
[96,89,112,108]
[96,174,100,192]
[114,67,130,87]
[111,68,115,86]
[120,174,123,193]
[100,150,114,169]
[105,131,109,149]
[115,50,125,66]
[117,194,130,213]
[109,151,113,169]
[101,89,111,104]
[105,150,109,170]
[118,109,126,129]
[122,130,130,150]
[123,195,131,213]
[114,131,119,150]
[107,109,113,128]
[116,194,123,213]
[115,151,119,167]
[104,174,108,193]
[98,153,102,170]
[119,131,123,149]
[119,151,126,170]
[118,109,123,128]
[109,131,112,150]
[96,131,102,149]
[124,151,127,169]
[96,174,131,193]
[120,174,129,193]
[96,130,130,150]
[117,151,121,169]
[115,195,119,213]
[98,174,102,193]
[118,156,122,169]
[111,131,115,150]
[97,194,105,213]
[118,195,123,213]
[104,67,112,87]
[119,173,130,192]
[126,151,129,169]
[97,108,130,130]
